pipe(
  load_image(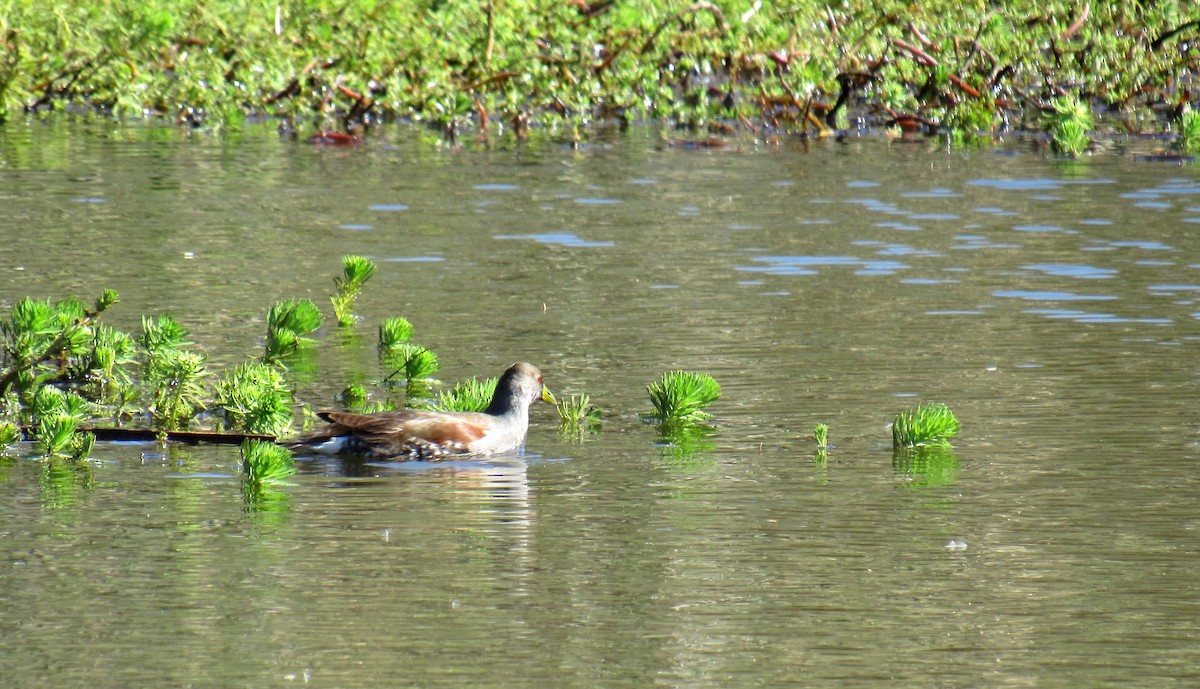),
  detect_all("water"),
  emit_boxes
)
[1,121,1199,688]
